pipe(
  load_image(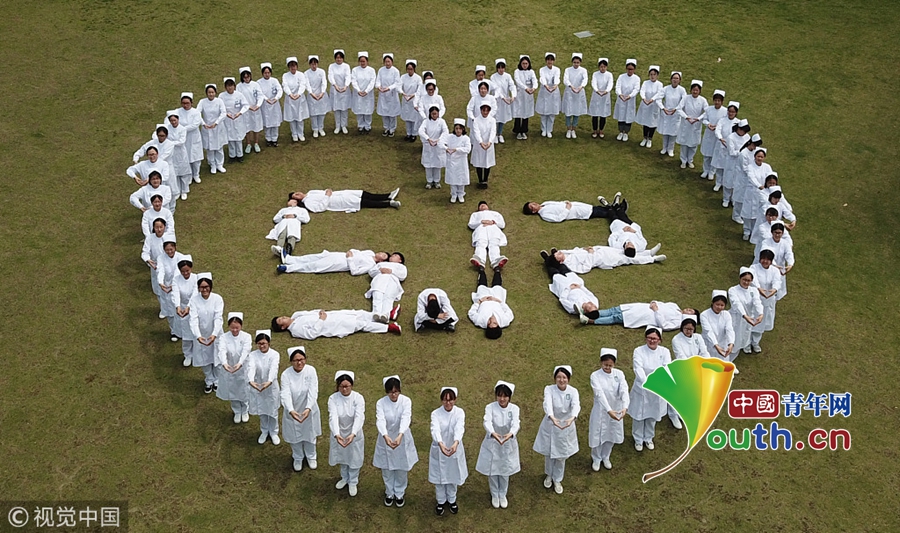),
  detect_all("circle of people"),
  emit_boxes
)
[130,48,798,515]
